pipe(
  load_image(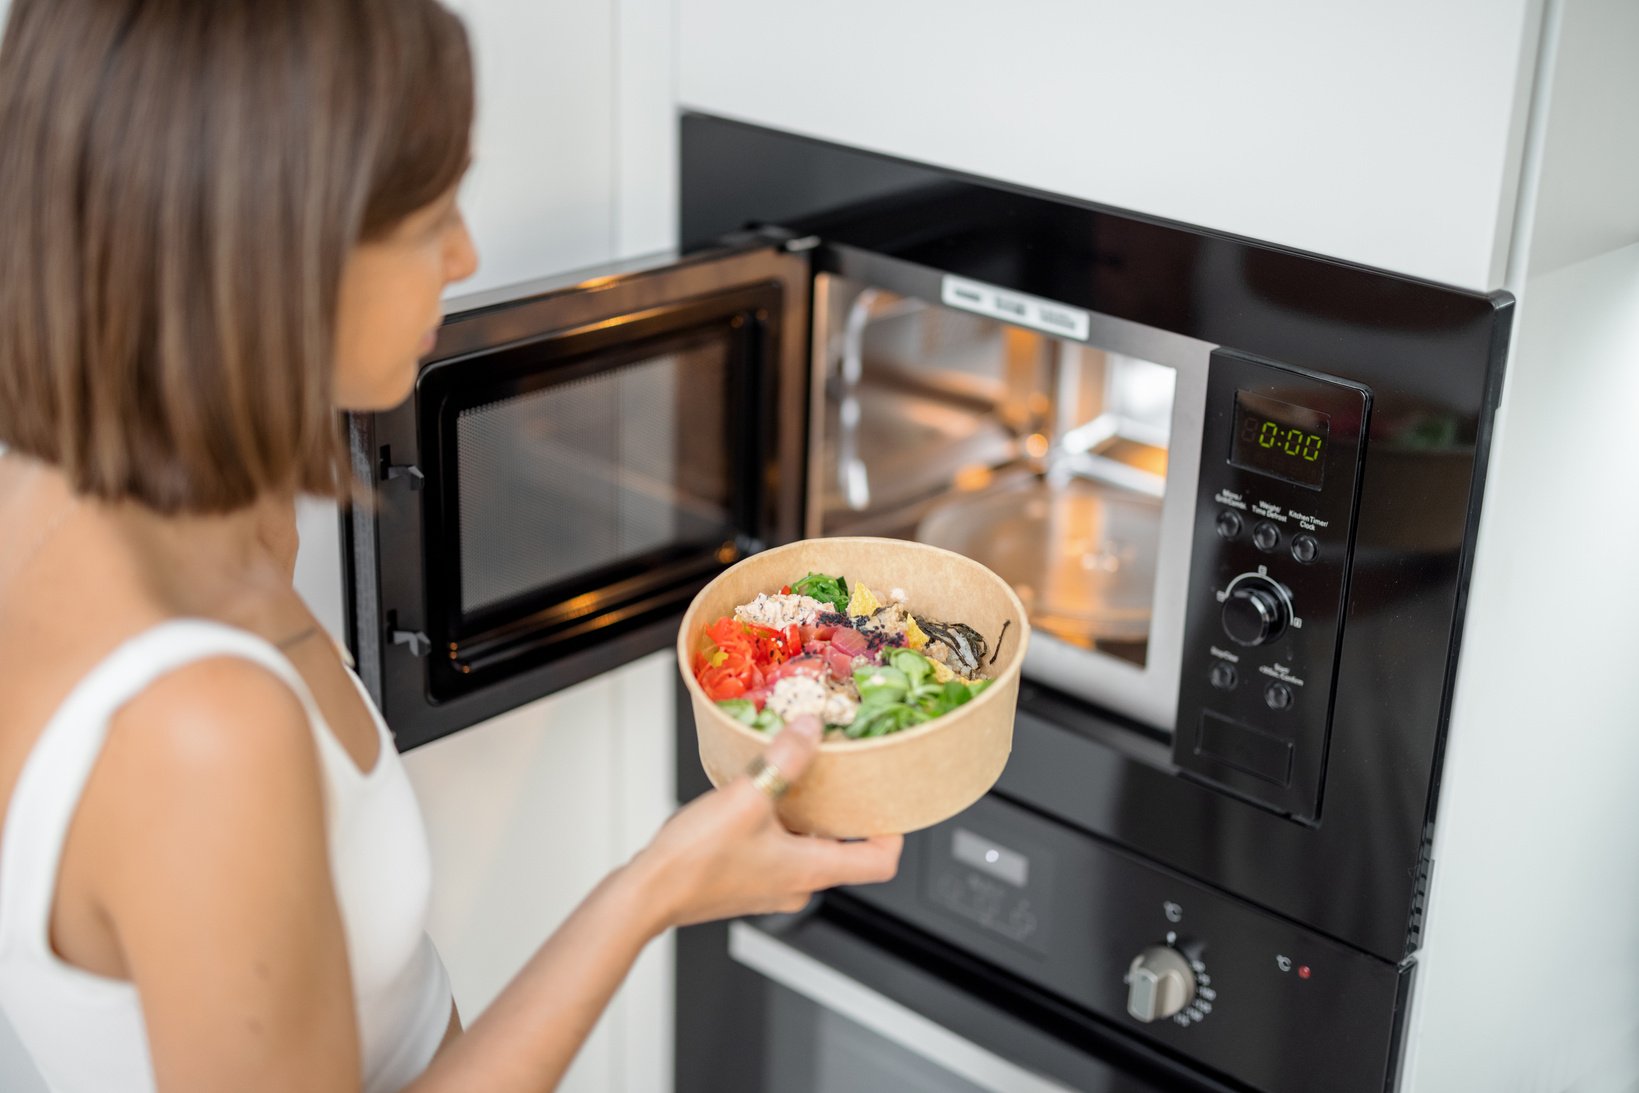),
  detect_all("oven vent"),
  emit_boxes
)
[1405,823,1435,951]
